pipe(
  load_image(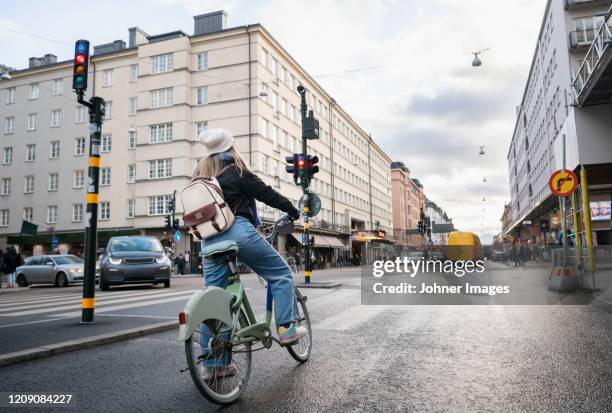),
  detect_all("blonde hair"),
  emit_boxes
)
[193,146,247,178]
